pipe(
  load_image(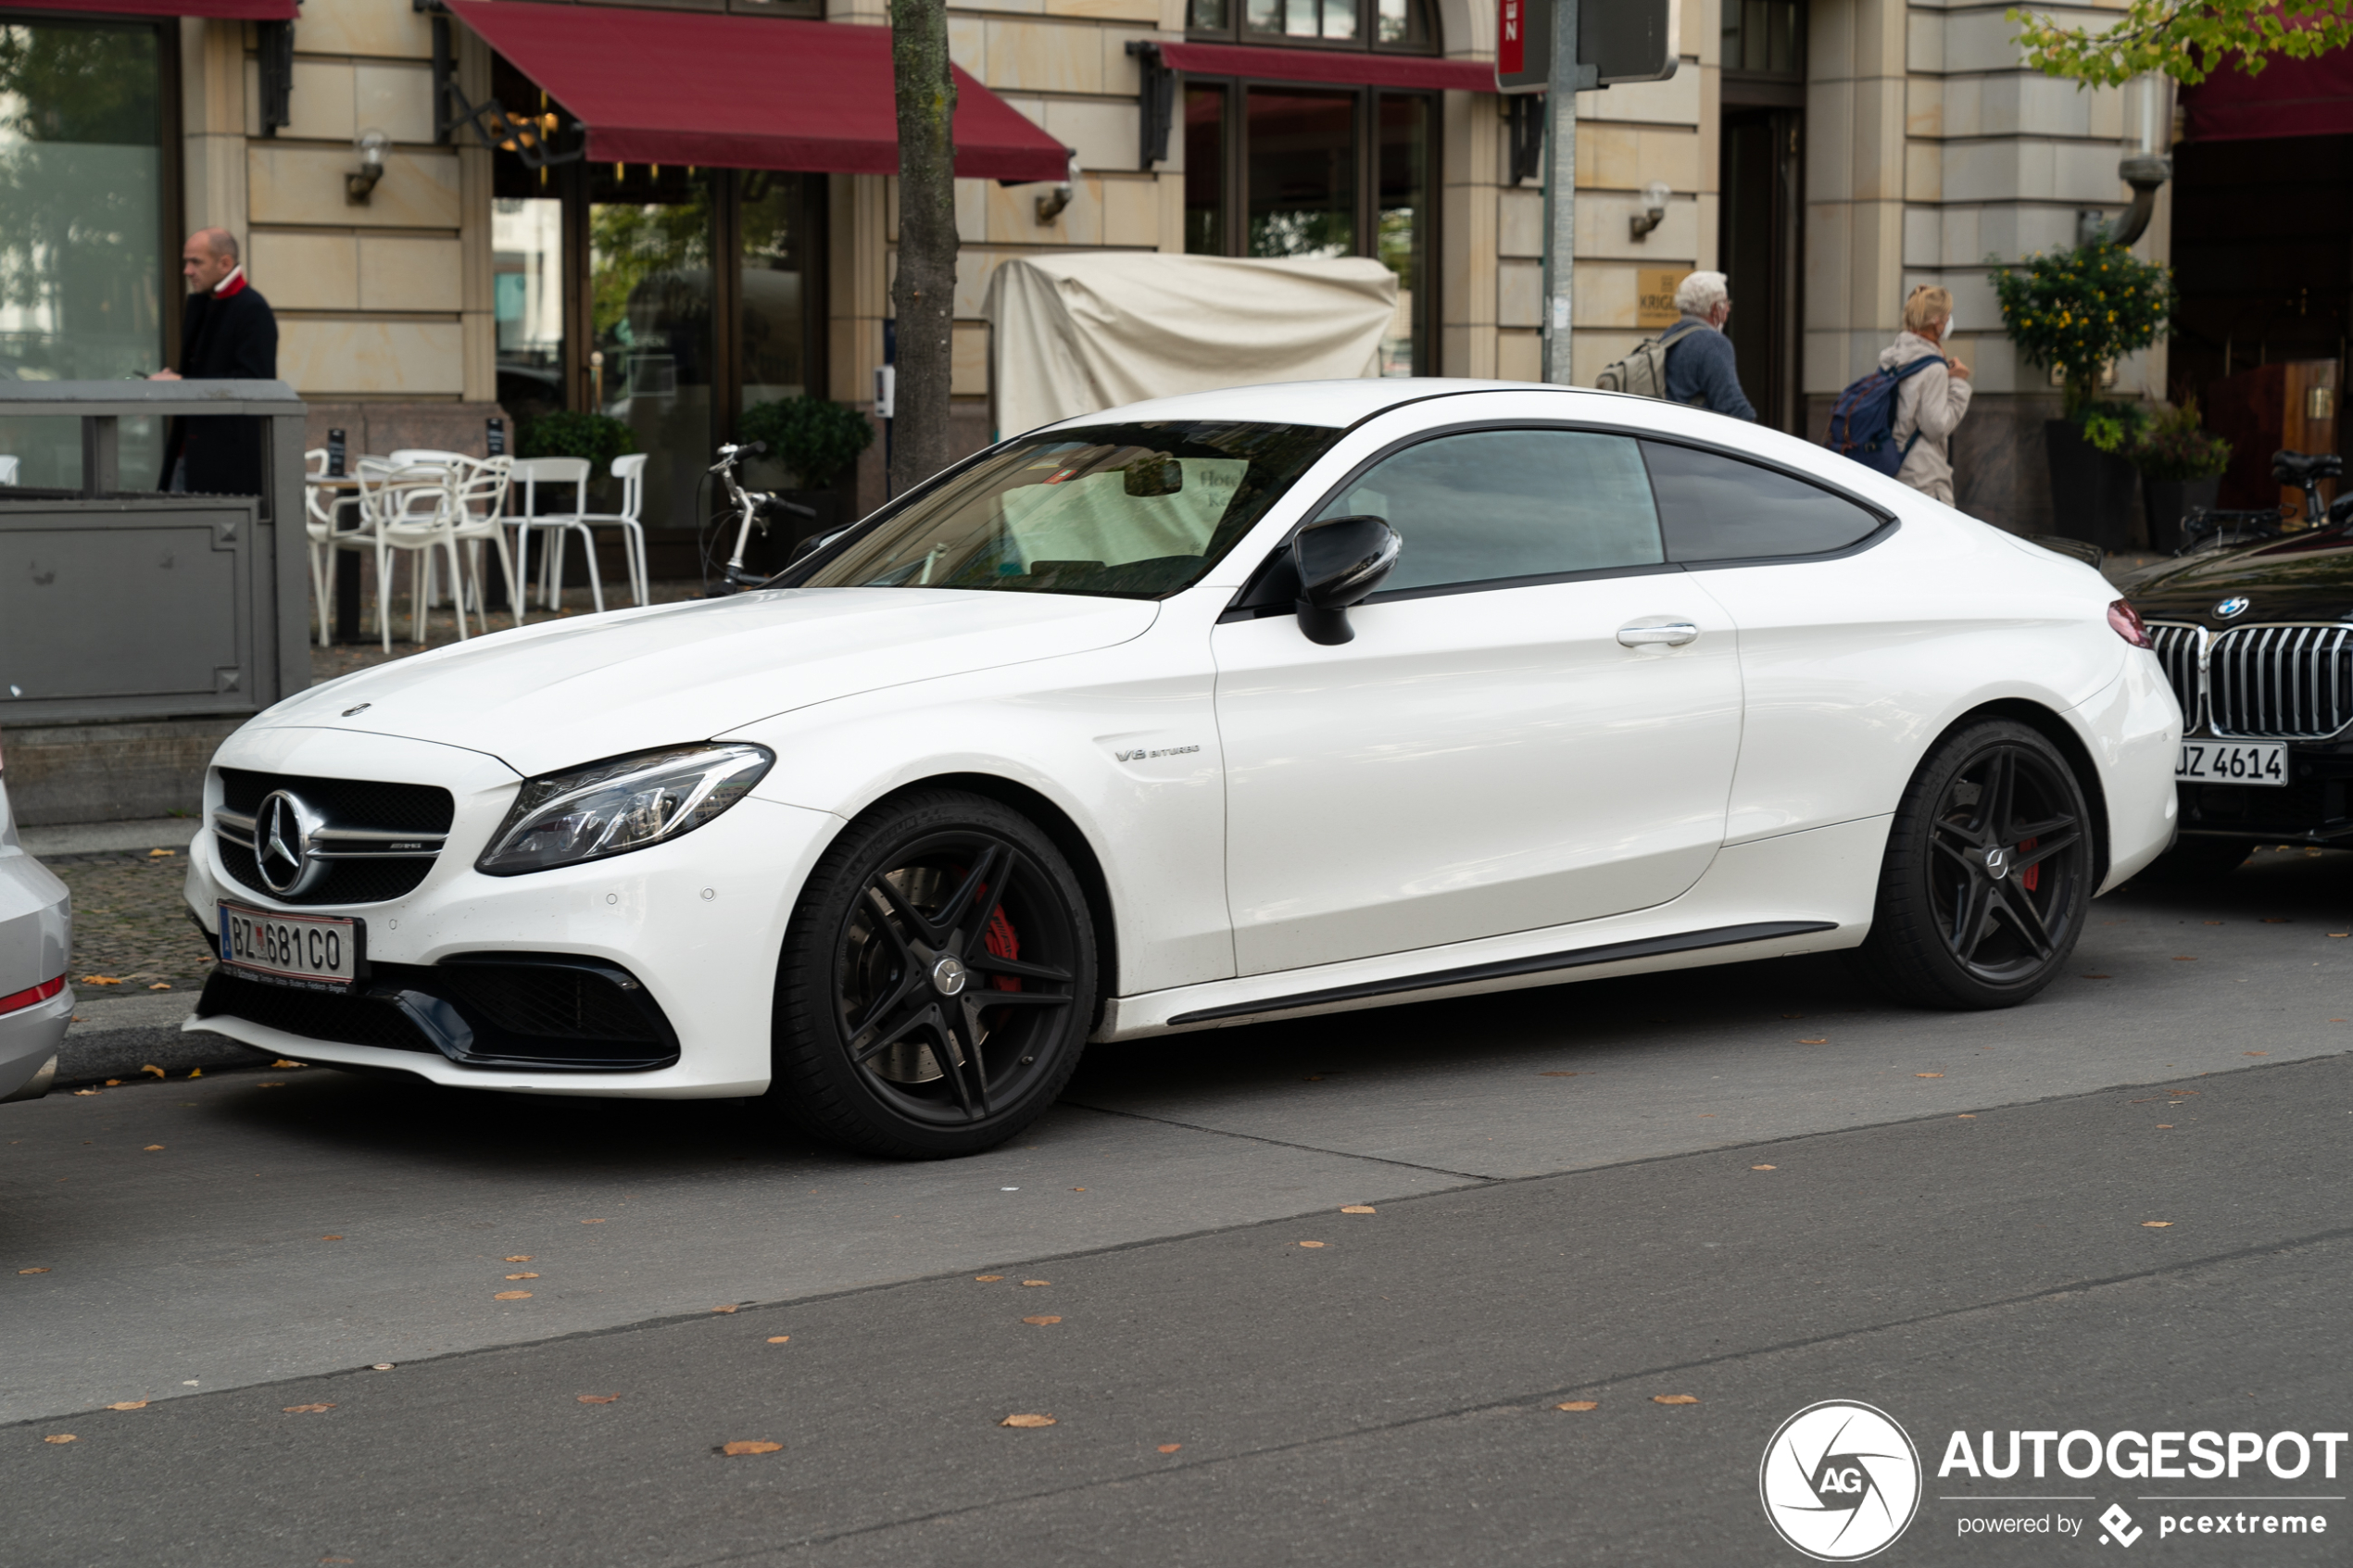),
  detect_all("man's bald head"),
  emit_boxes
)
[182,229,240,294]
